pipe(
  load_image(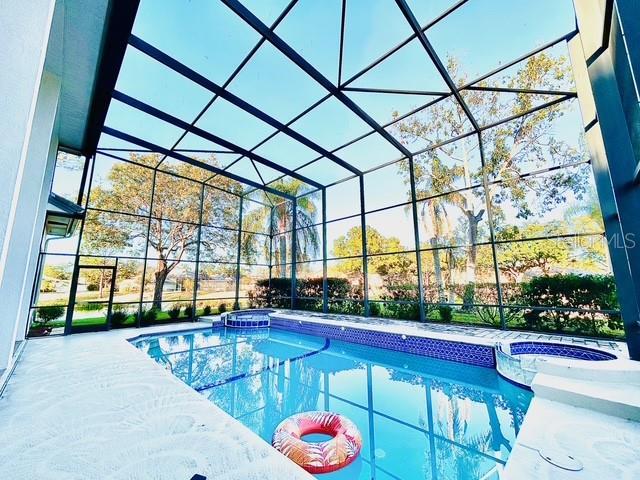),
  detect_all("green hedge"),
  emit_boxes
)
[516,274,620,335]
[248,274,622,338]
[249,277,362,314]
